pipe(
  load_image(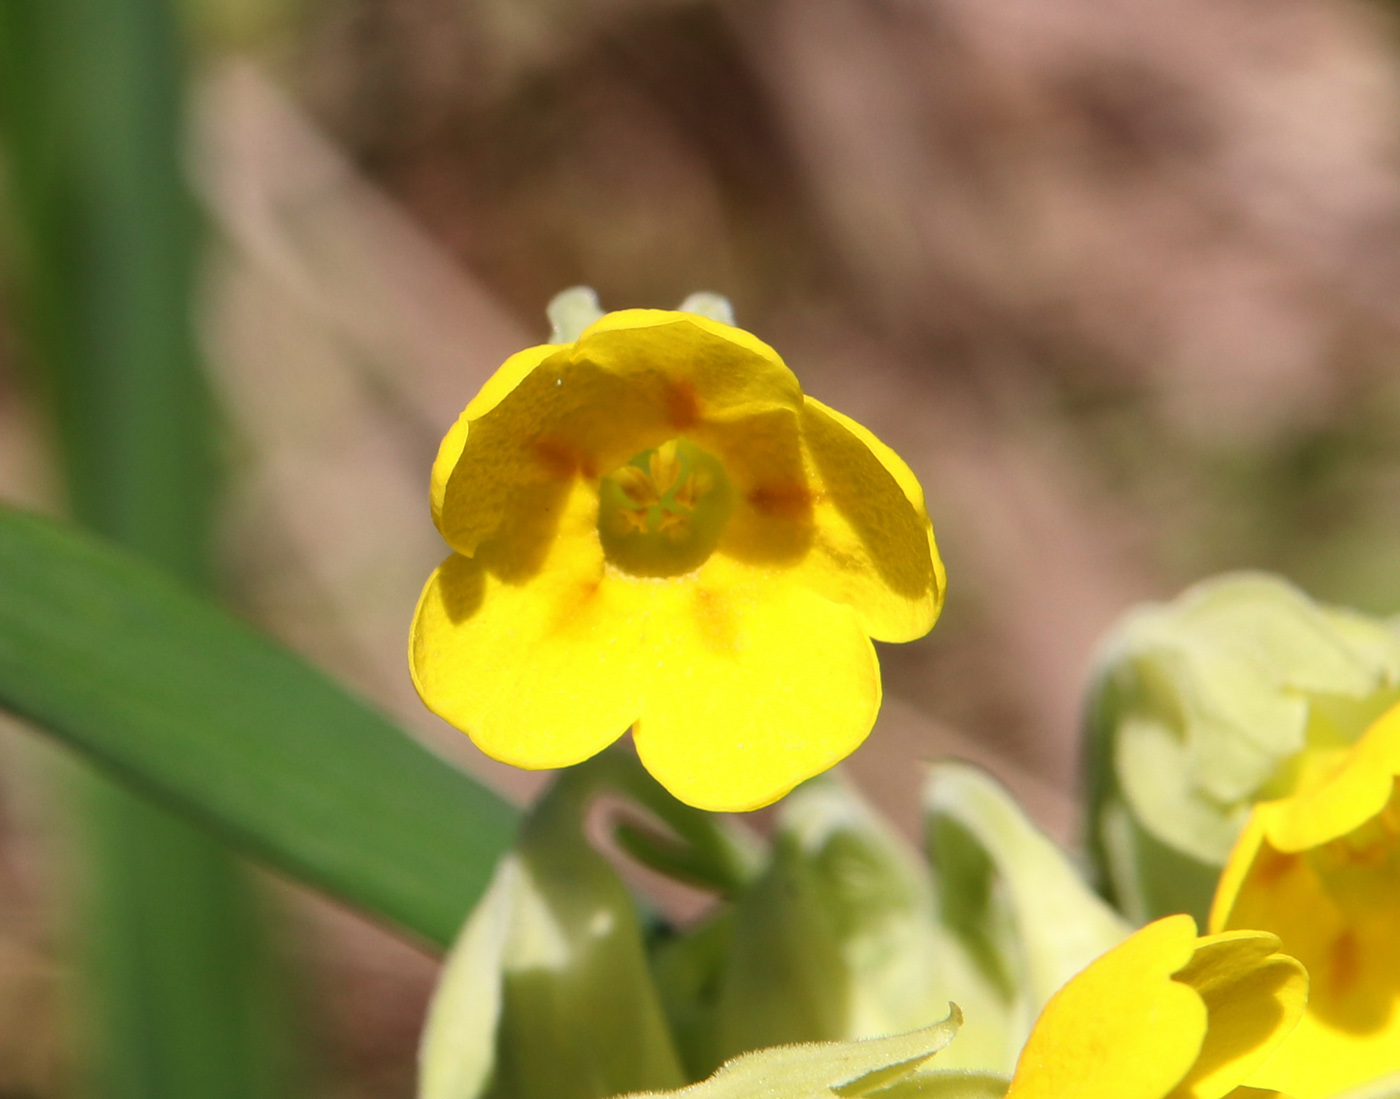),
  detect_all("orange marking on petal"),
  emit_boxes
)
[549,576,605,637]
[1255,846,1301,888]
[748,482,813,520]
[1327,930,1360,997]
[692,586,739,654]
[533,438,587,480]
[666,379,699,429]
